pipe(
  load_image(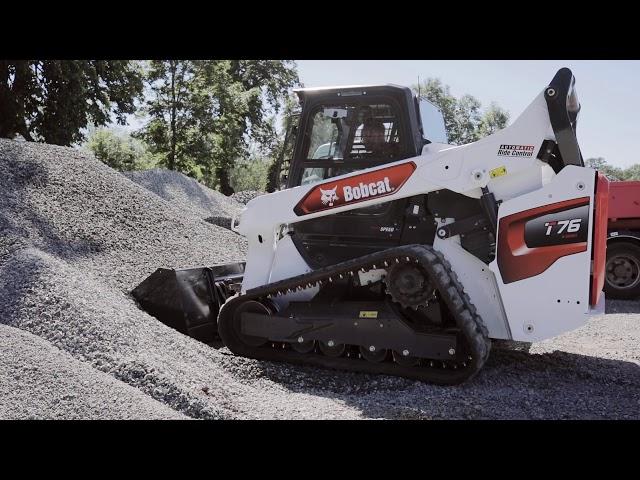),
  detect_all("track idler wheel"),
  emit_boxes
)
[319,340,346,357]
[232,300,270,347]
[359,345,388,363]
